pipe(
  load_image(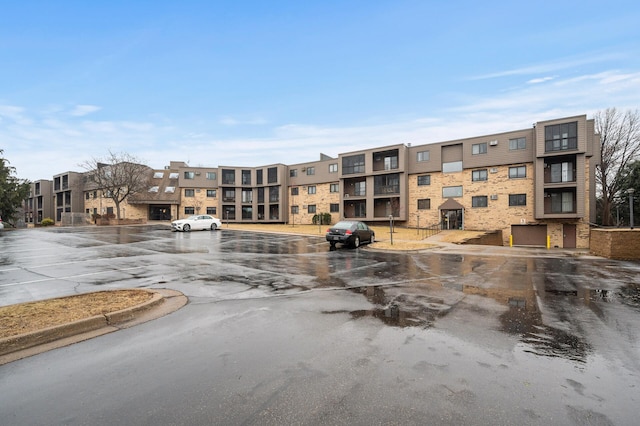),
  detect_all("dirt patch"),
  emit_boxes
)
[0,290,153,339]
